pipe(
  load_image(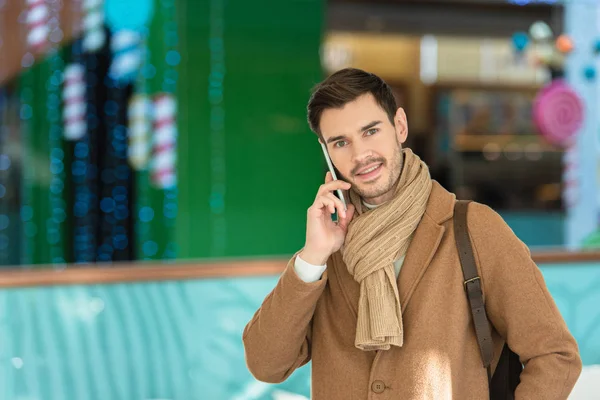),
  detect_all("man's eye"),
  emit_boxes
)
[334,141,347,148]
[366,128,378,136]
